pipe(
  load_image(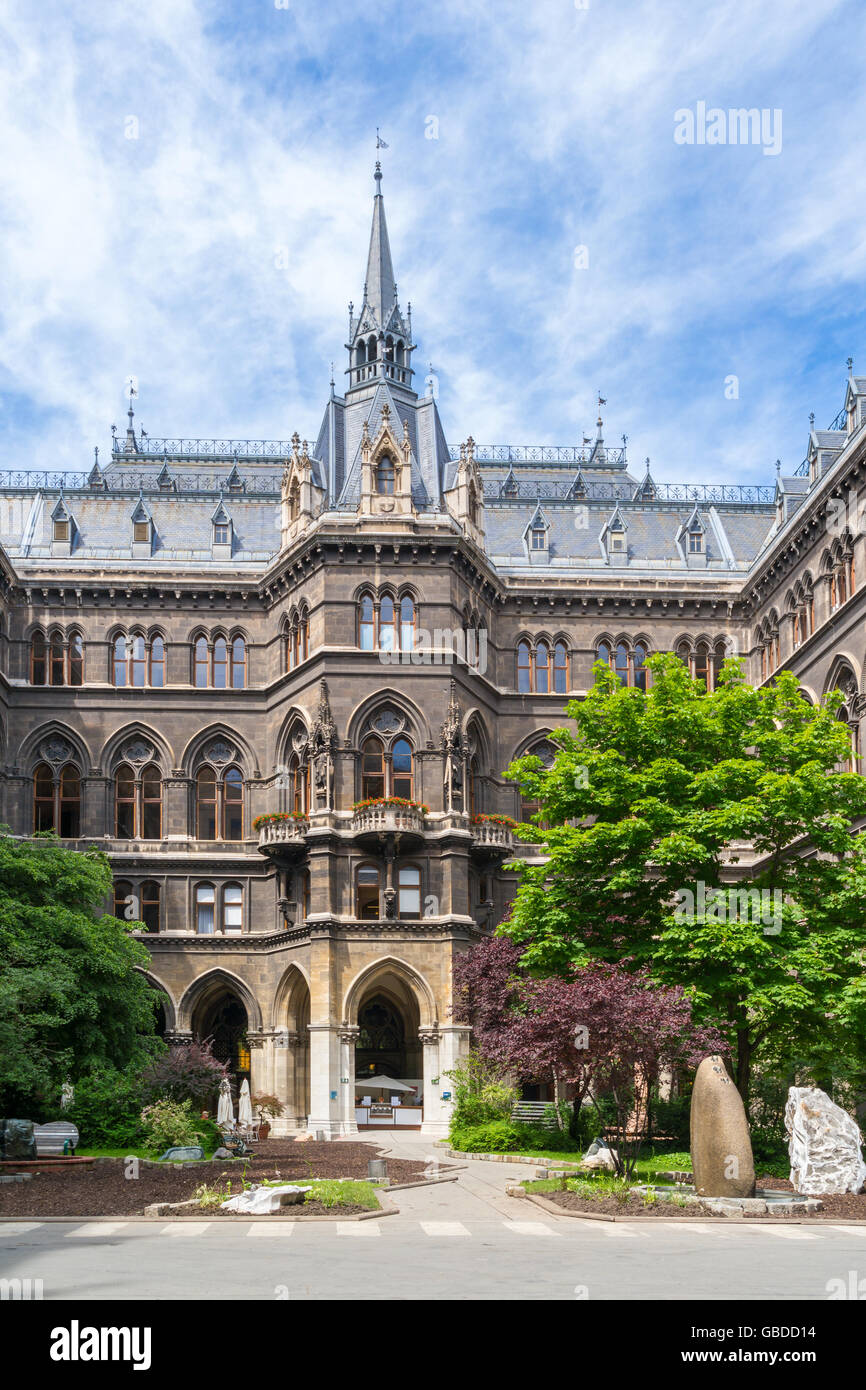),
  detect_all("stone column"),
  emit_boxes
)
[247,1030,275,1102]
[419,1027,446,1136]
[433,1024,471,1137]
[307,1024,345,1135]
[339,1026,360,1134]
[815,572,834,628]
